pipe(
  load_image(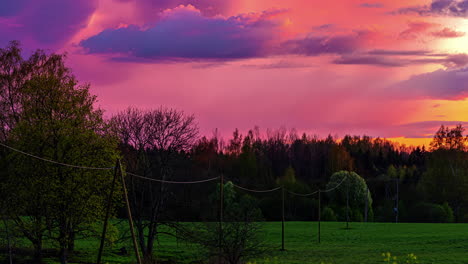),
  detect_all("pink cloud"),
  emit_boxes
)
[431,27,466,38]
